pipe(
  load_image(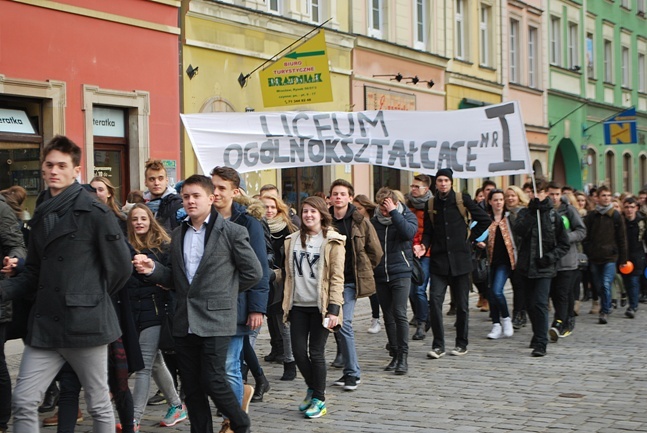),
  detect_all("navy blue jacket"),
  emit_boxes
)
[371,206,418,283]
[229,201,270,335]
